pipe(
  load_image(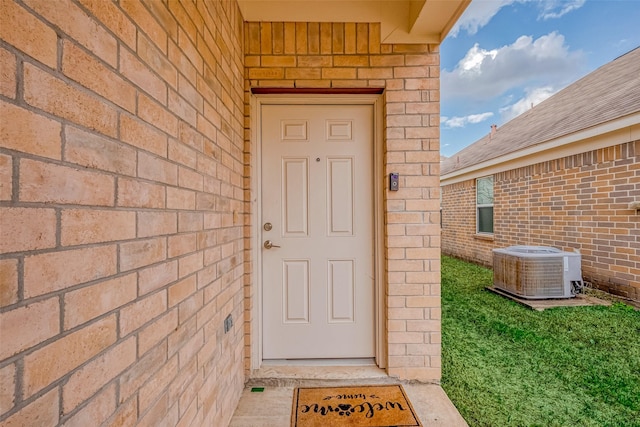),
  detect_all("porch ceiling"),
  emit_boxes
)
[237,0,471,43]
